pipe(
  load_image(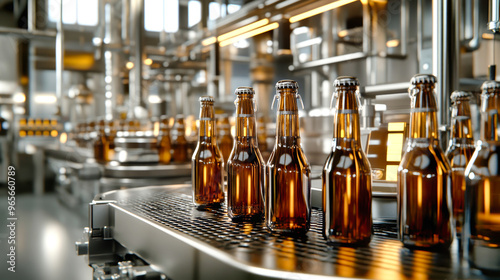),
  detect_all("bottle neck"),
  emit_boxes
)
[275,90,300,141]
[199,104,216,142]
[480,90,500,141]
[409,84,439,139]
[333,87,361,145]
[449,100,473,140]
[235,96,257,139]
